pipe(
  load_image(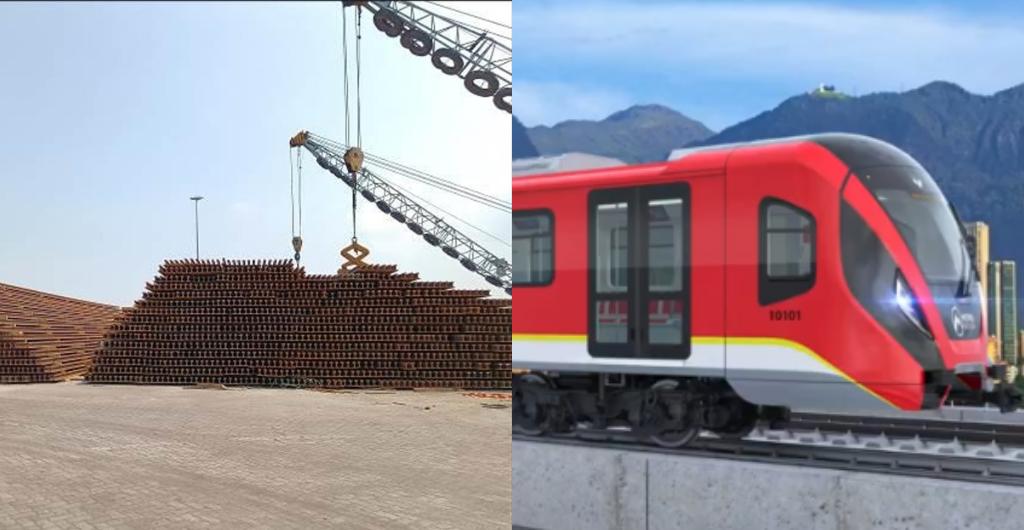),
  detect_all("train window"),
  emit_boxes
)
[760,199,816,305]
[512,210,554,286]
[595,203,629,294]
[647,197,685,344]
[648,198,684,293]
